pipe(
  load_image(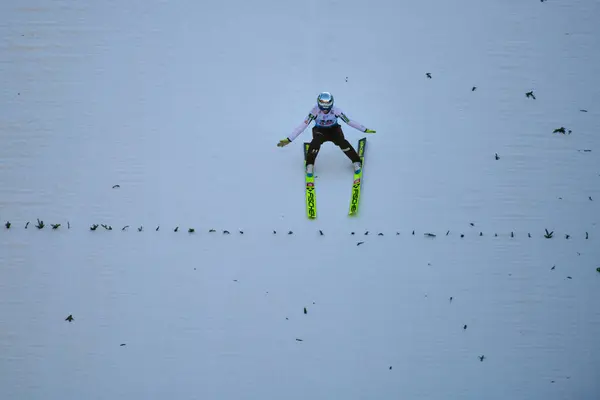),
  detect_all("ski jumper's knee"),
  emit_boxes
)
[306,136,323,165]
[337,139,352,149]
